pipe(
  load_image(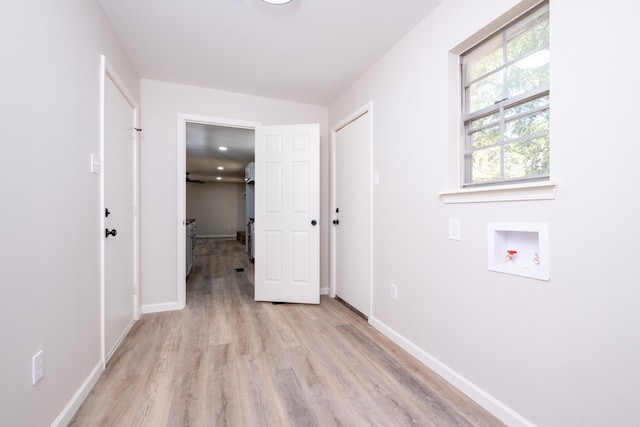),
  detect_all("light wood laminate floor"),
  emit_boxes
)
[70,238,504,427]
